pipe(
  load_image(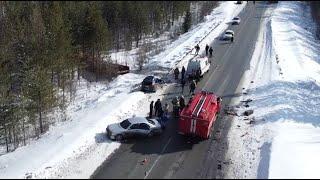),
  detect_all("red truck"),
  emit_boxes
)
[178,91,221,139]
